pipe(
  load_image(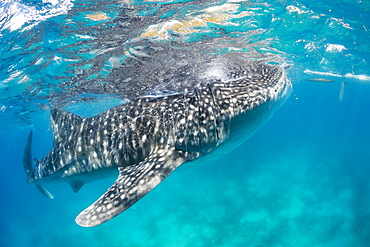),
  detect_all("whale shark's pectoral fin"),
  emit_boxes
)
[75,148,186,227]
